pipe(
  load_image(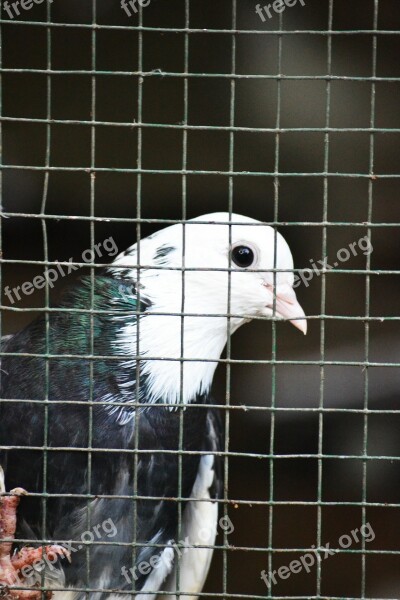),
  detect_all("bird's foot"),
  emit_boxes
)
[0,583,52,600]
[0,486,69,600]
